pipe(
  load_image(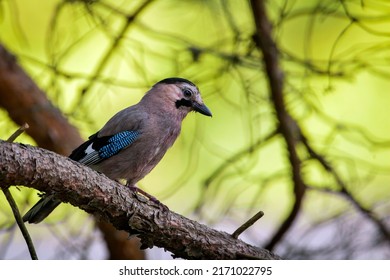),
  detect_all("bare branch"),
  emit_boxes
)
[79,0,155,101]
[1,189,38,260]
[232,210,264,239]
[250,0,307,250]
[6,123,29,143]
[301,136,390,243]
[1,123,37,260]
[0,141,281,260]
